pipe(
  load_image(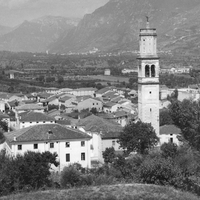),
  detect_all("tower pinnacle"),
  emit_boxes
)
[146,16,150,29]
